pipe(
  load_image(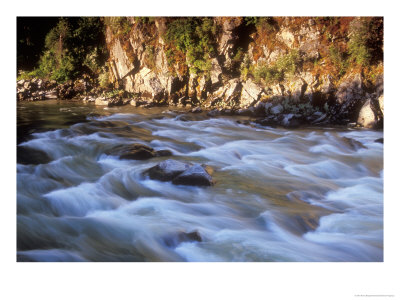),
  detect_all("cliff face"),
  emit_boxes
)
[105,17,383,127]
